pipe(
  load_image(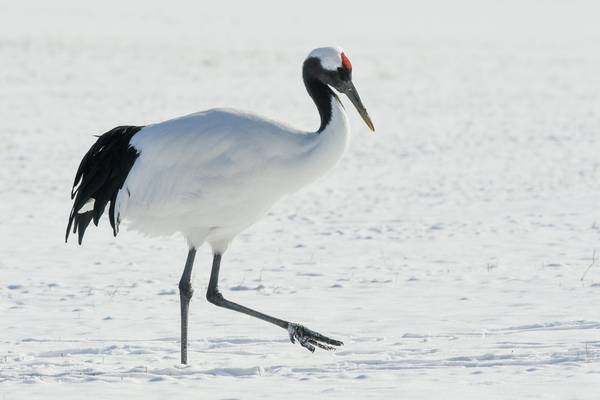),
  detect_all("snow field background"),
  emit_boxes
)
[1,1,600,398]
